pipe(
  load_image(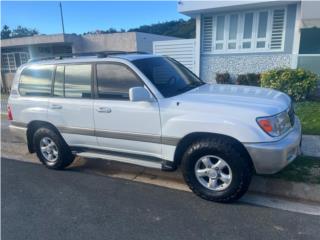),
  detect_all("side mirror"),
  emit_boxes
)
[129,87,154,102]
